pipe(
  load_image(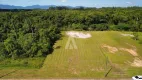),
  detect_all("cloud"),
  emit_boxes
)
[126,2,133,5]
[61,0,67,2]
